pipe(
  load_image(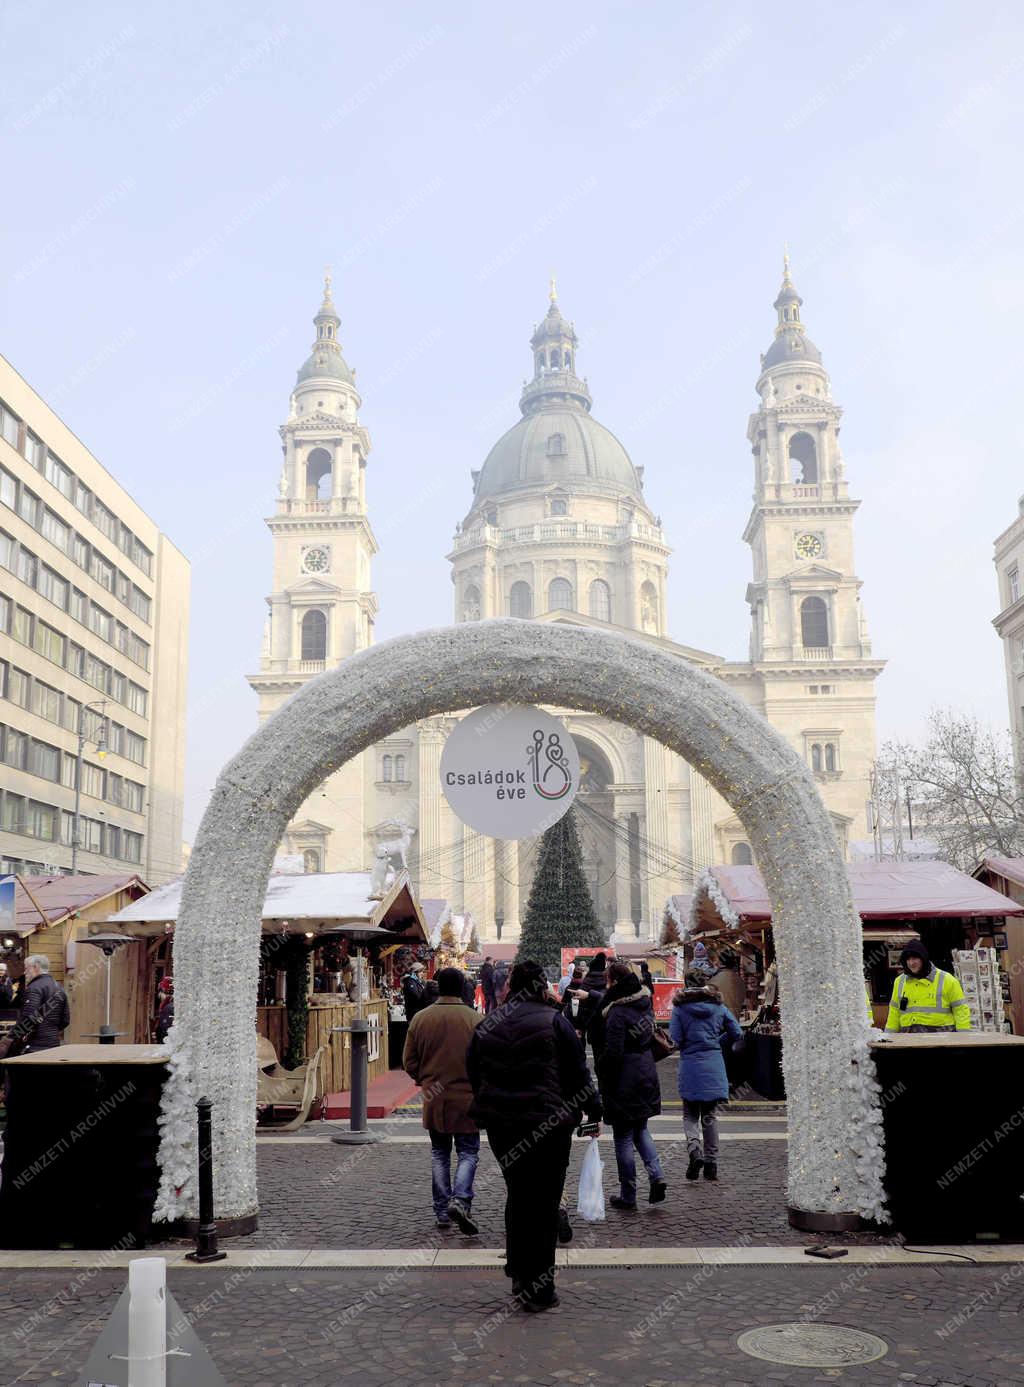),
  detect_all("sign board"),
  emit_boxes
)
[0,877,15,940]
[440,704,579,840]
[559,946,616,977]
